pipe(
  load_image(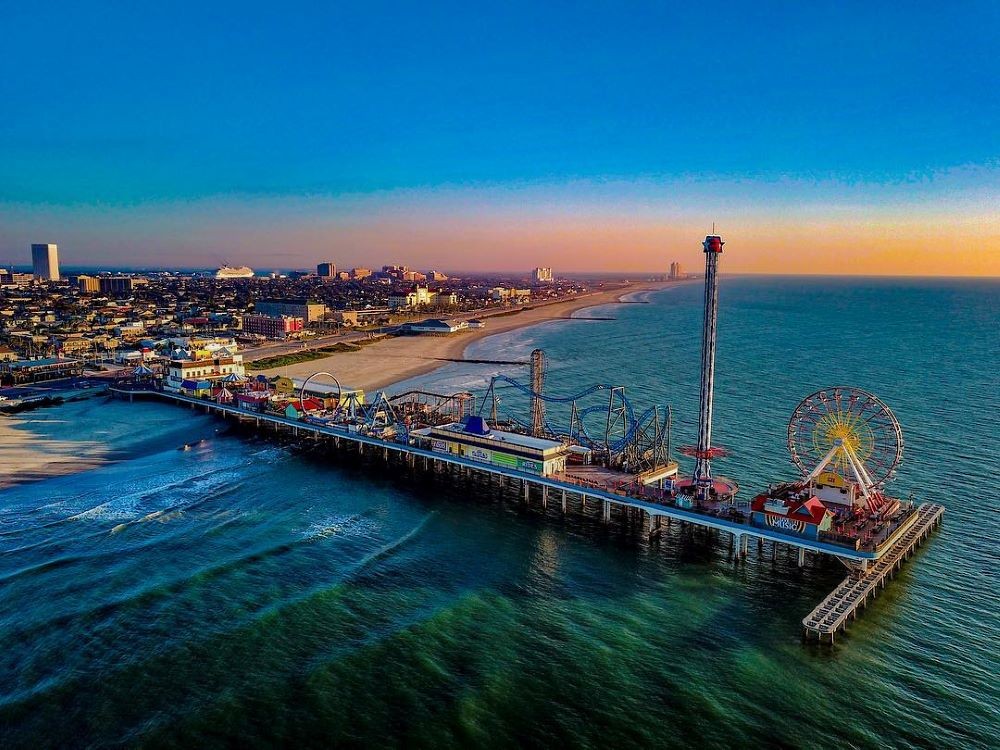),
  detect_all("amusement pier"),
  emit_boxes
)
[110,235,943,642]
